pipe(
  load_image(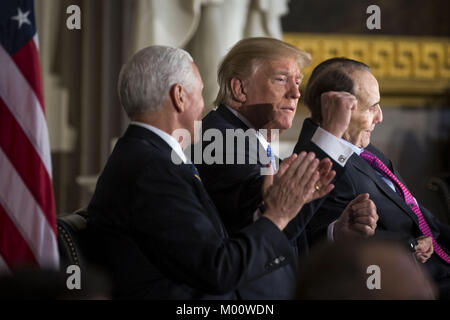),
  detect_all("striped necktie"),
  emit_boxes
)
[360,149,450,263]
